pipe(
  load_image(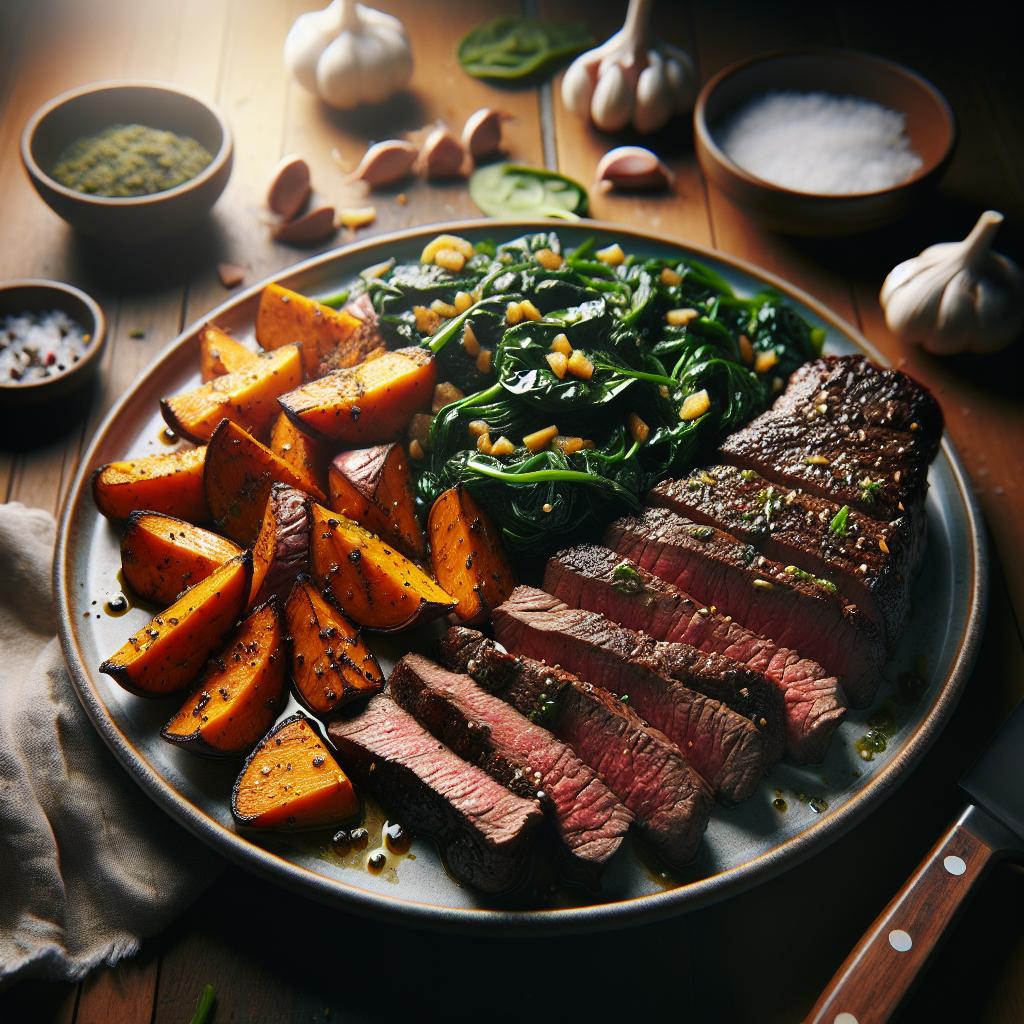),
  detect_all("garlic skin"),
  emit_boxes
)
[880,211,1024,355]
[561,0,696,135]
[284,0,413,111]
